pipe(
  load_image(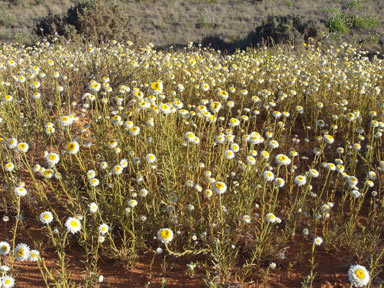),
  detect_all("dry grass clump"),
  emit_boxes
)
[0,37,383,287]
